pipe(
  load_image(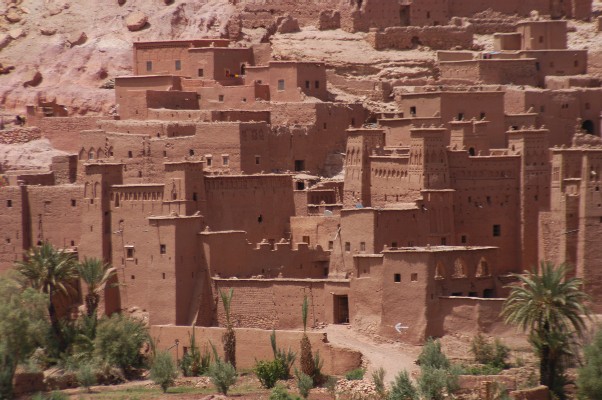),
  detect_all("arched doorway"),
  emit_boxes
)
[582,119,594,134]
